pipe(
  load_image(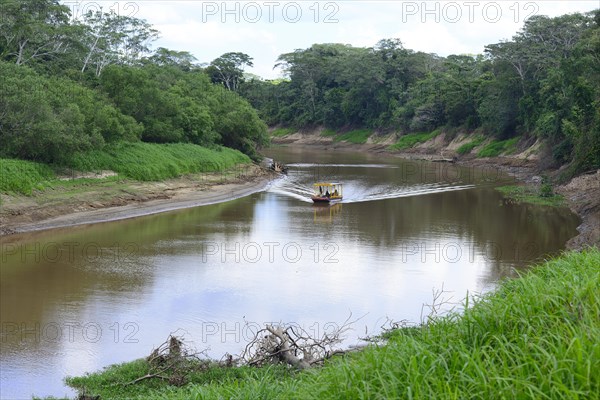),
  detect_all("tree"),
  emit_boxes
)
[77,9,159,76]
[206,52,253,91]
[0,61,141,163]
[0,0,74,65]
[145,47,198,71]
